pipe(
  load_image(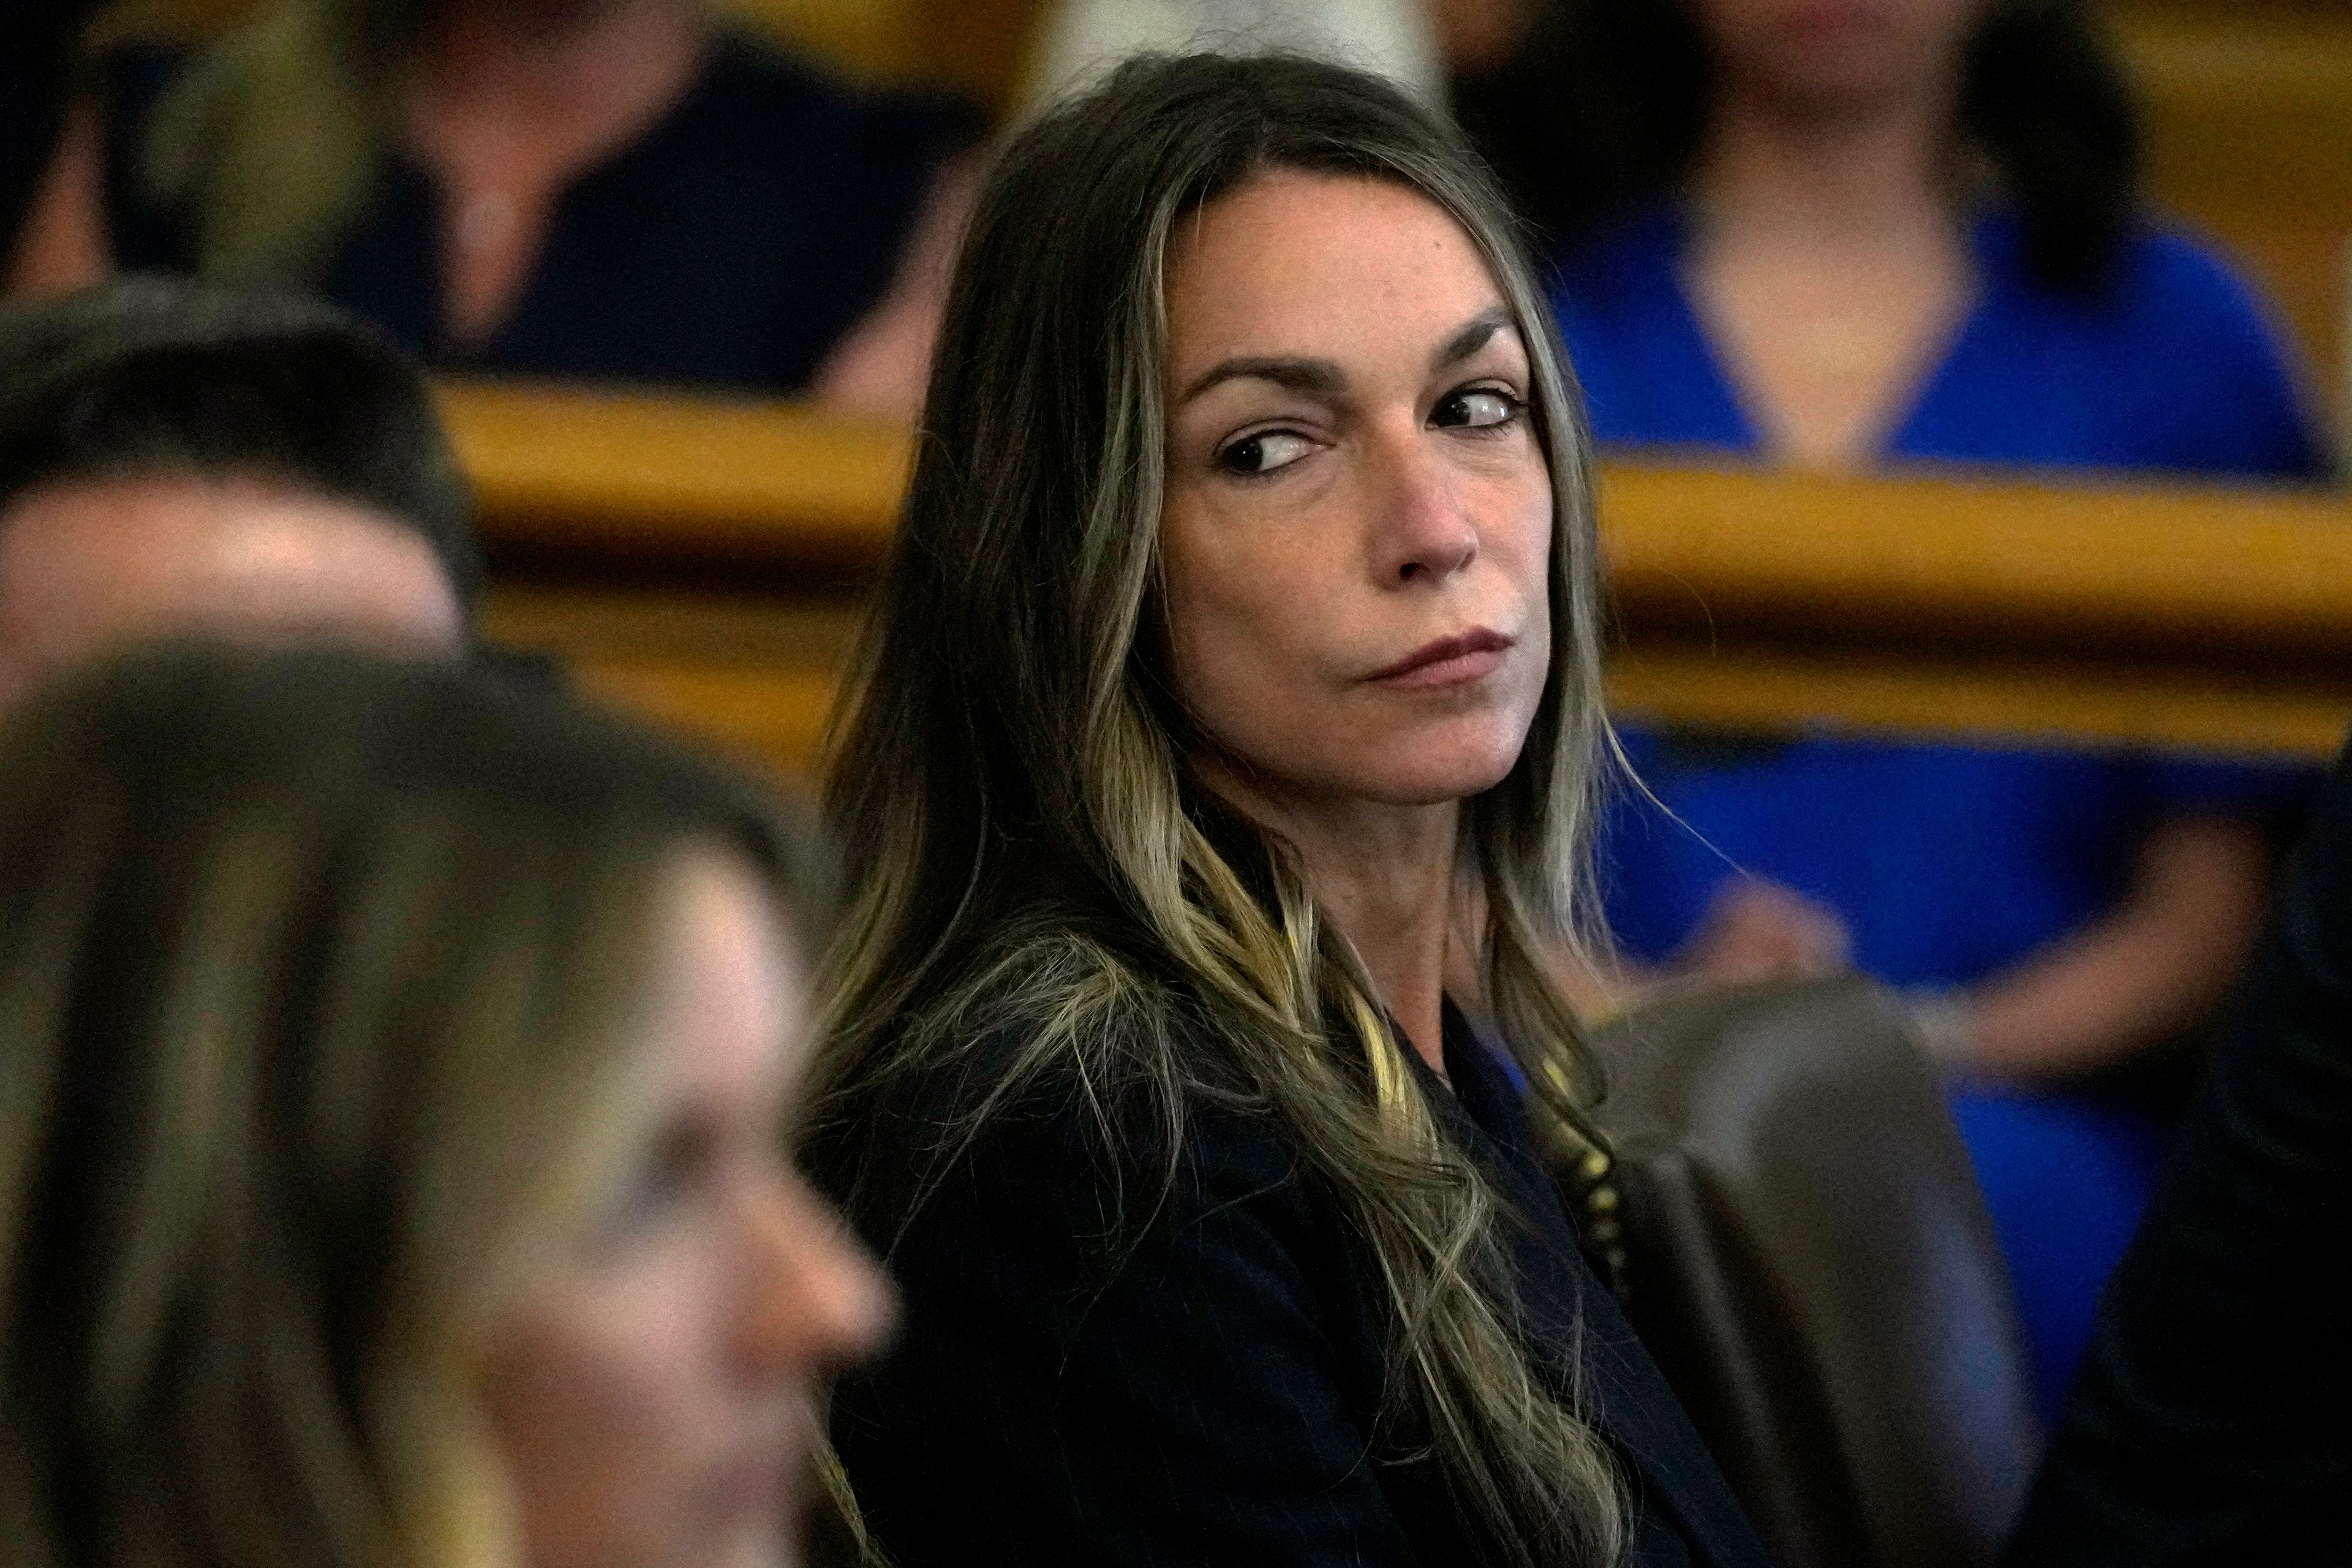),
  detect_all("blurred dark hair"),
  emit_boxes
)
[1453,0,2141,293]
[0,644,828,1568]
[0,277,482,611]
